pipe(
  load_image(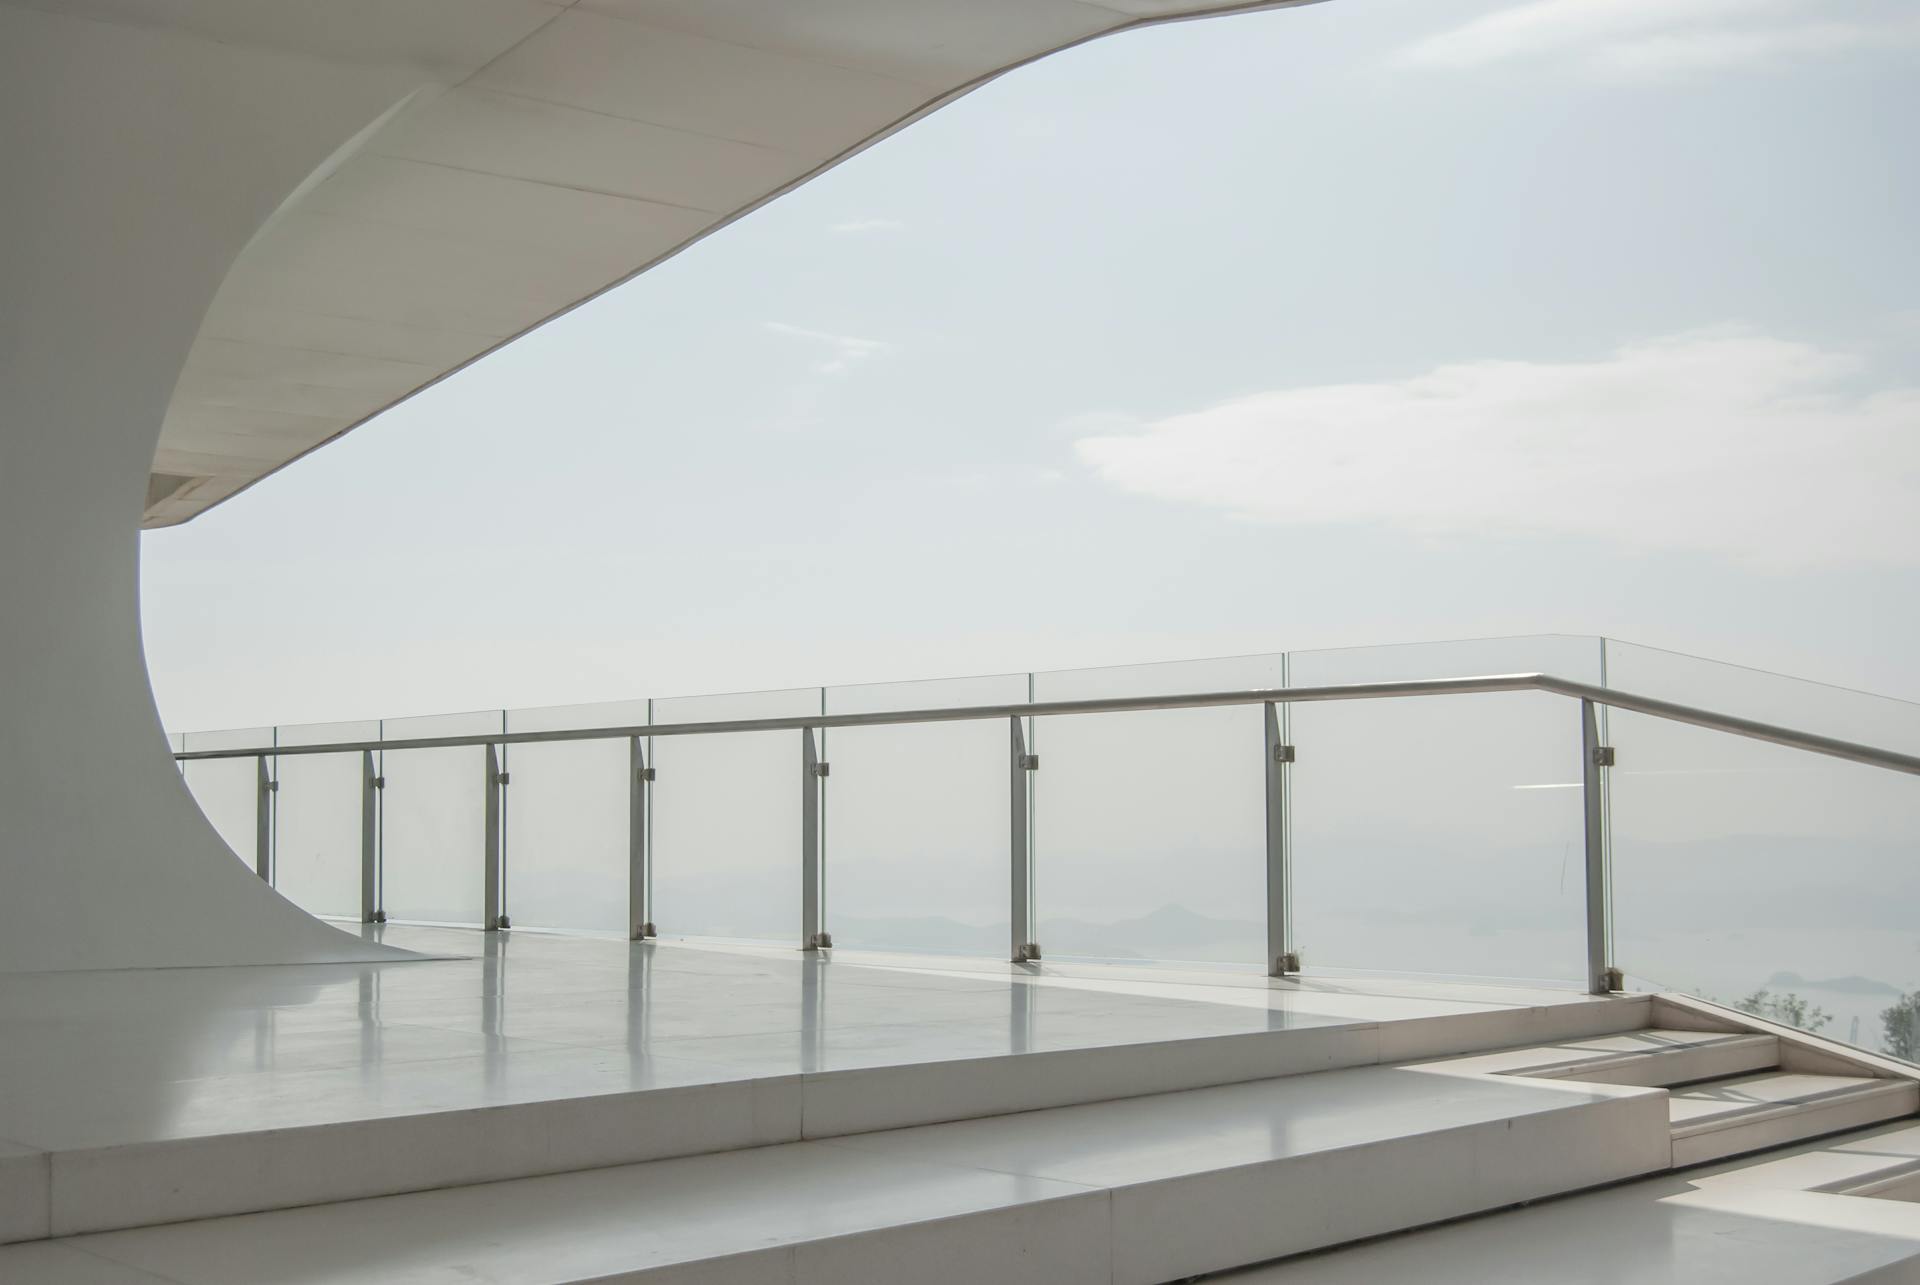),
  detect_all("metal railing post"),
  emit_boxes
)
[1010,716,1039,963]
[1581,700,1619,994]
[801,728,829,949]
[253,754,275,882]
[360,750,383,923]
[630,736,655,939]
[1264,702,1299,976]
[484,743,507,931]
